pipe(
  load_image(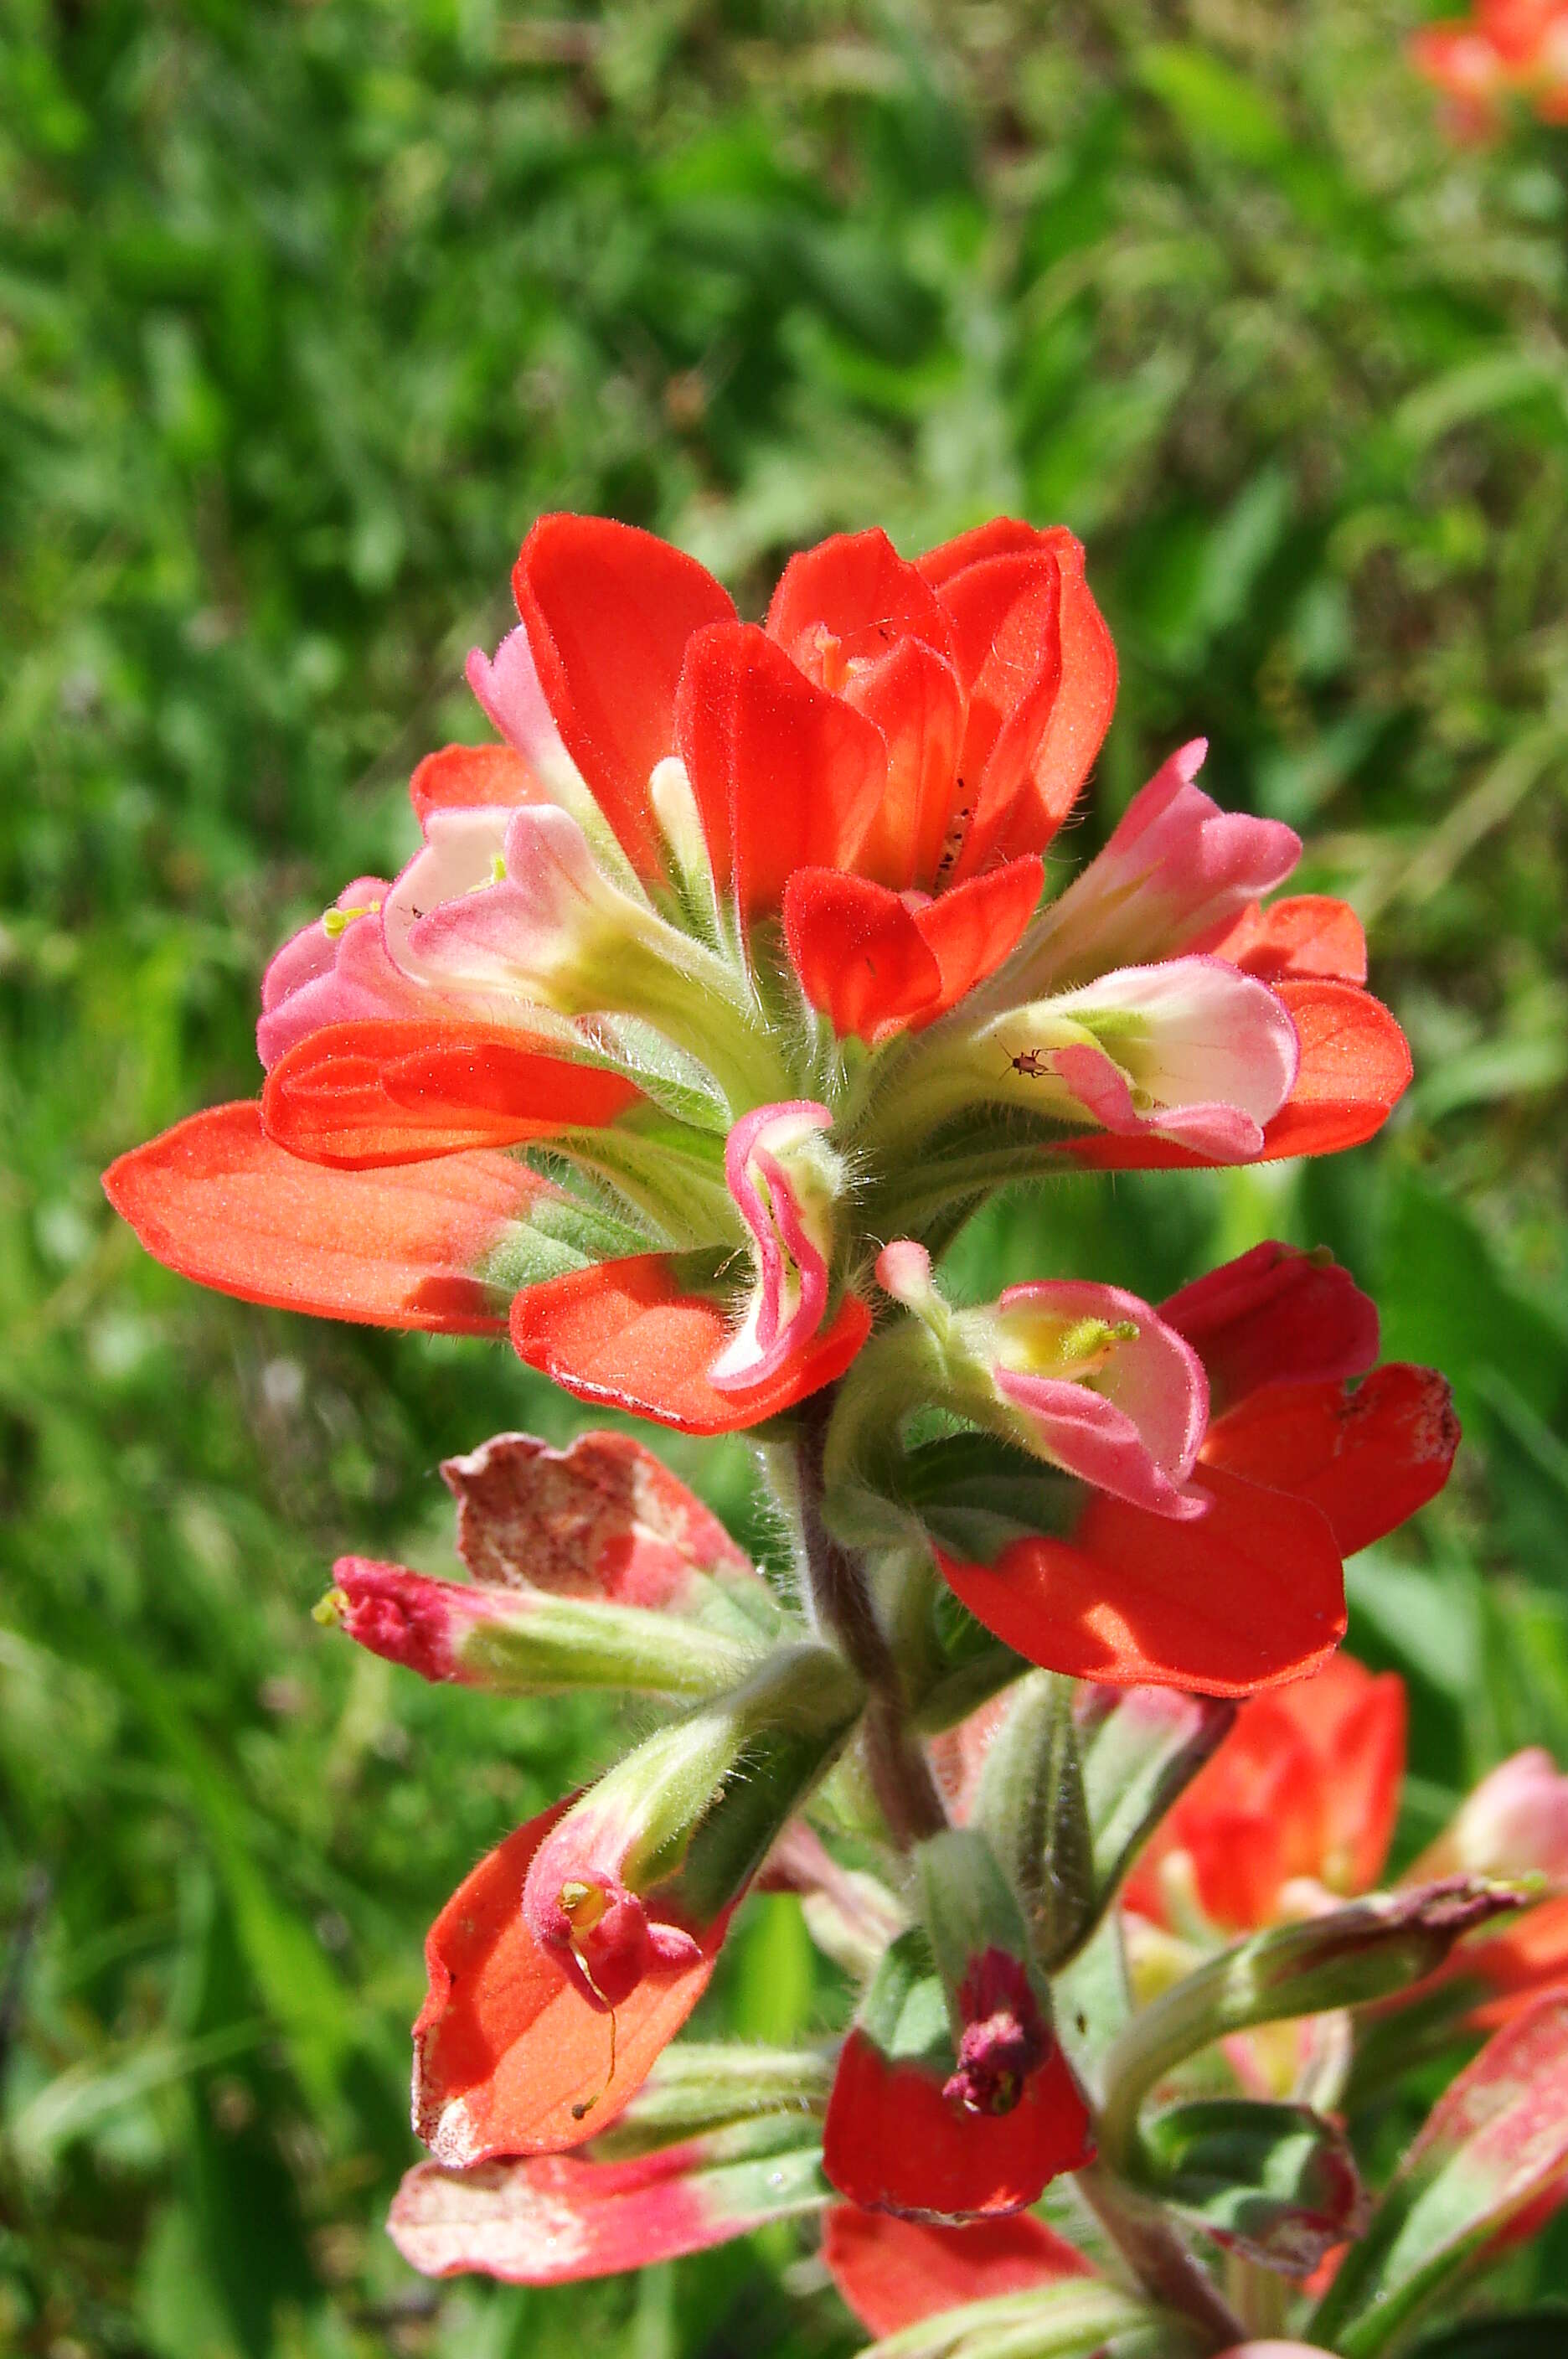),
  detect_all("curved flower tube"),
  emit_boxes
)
[710,1101,841,1391]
